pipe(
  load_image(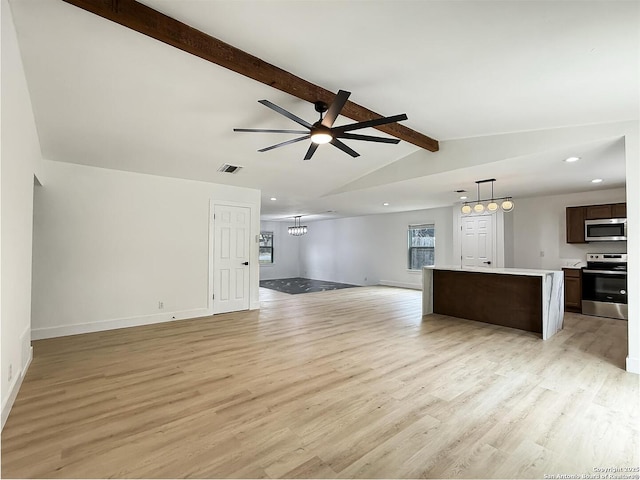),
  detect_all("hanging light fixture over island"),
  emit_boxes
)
[461,178,514,214]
